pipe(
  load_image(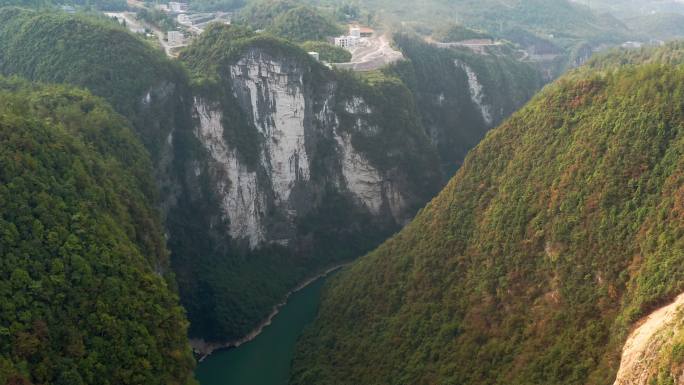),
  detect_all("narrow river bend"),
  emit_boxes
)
[194,275,330,385]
